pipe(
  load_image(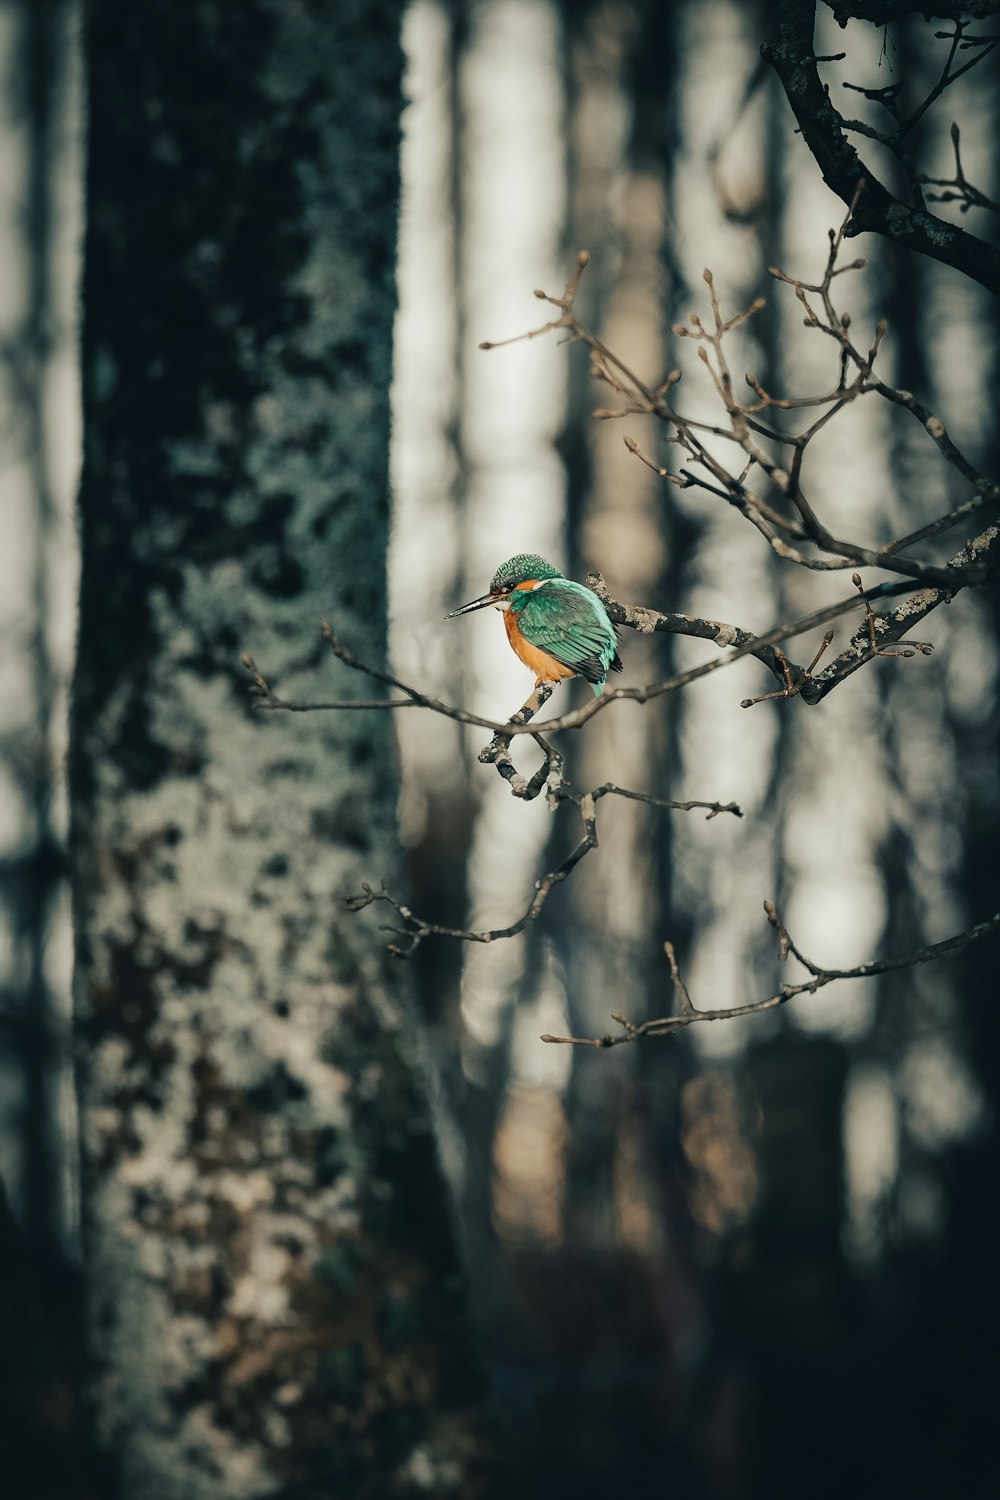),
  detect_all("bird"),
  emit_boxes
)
[446,553,623,696]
